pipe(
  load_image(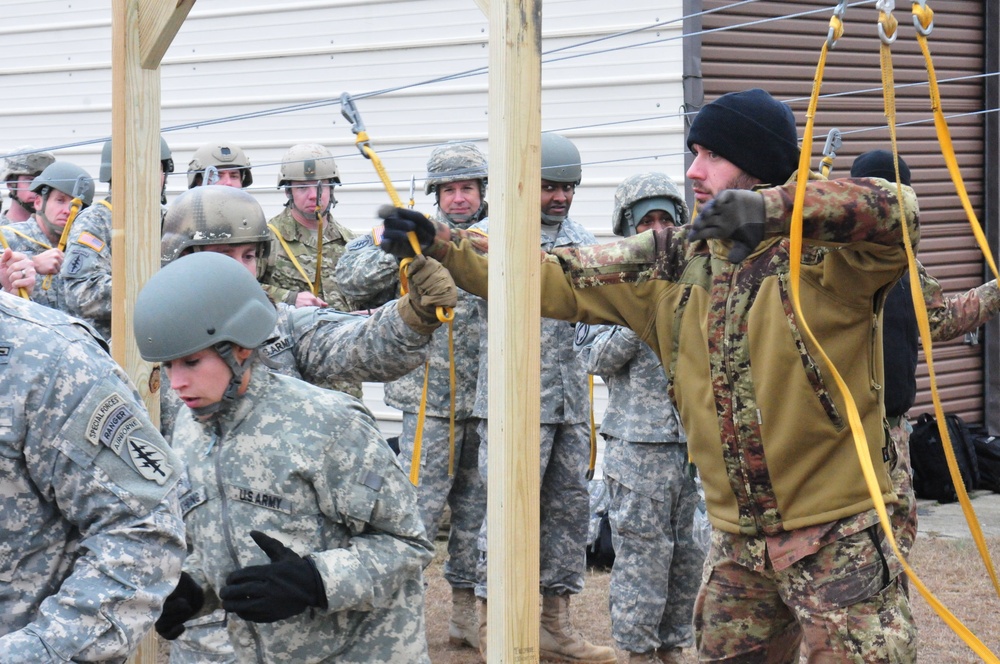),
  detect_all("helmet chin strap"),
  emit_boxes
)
[12,190,35,213]
[35,191,64,245]
[286,183,336,221]
[190,342,251,419]
[440,199,486,226]
[540,212,565,225]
